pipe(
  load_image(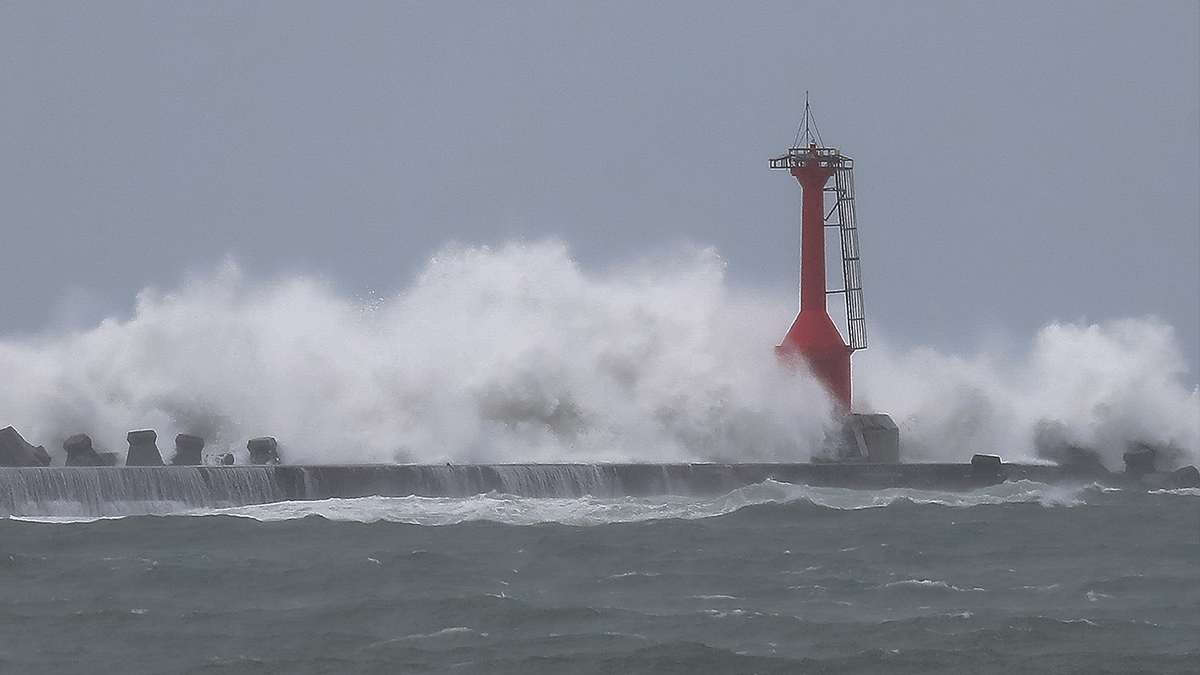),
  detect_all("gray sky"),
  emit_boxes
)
[2,1,1198,376]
